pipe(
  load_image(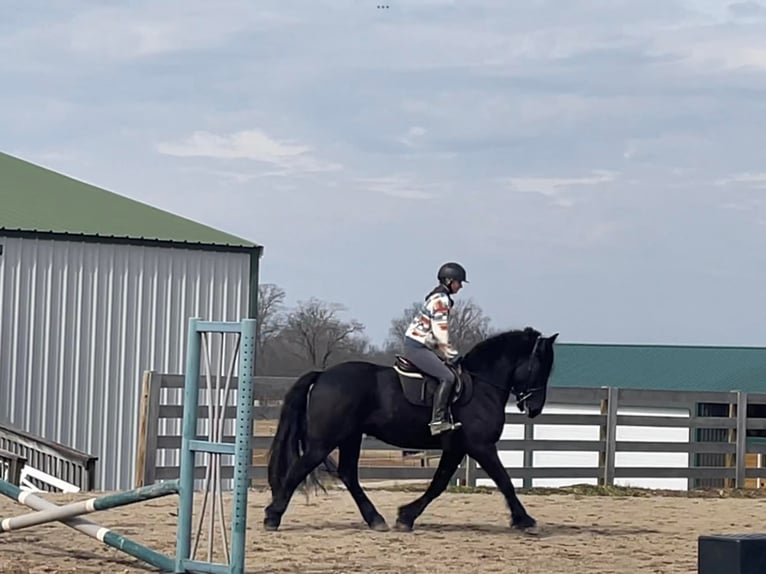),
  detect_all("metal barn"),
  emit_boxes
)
[0,152,262,490]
